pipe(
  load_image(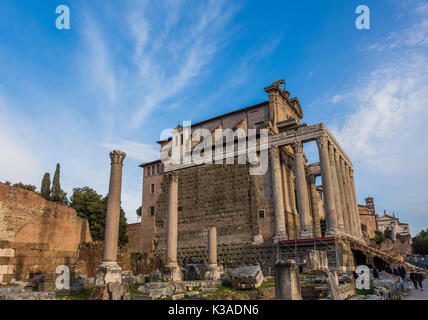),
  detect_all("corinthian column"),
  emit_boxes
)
[349,167,363,238]
[308,175,322,238]
[270,147,287,242]
[292,141,312,238]
[328,144,345,233]
[166,171,179,266]
[95,150,126,291]
[335,153,350,235]
[343,161,357,236]
[281,157,294,239]
[162,171,182,282]
[339,157,354,235]
[316,136,339,235]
